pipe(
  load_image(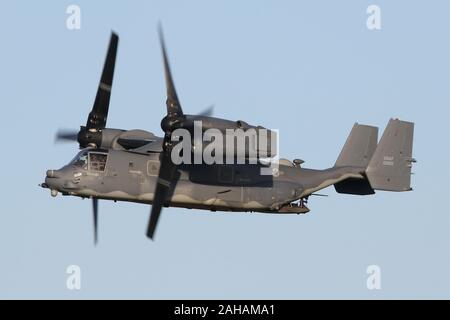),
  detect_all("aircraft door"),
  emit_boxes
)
[101,151,142,197]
